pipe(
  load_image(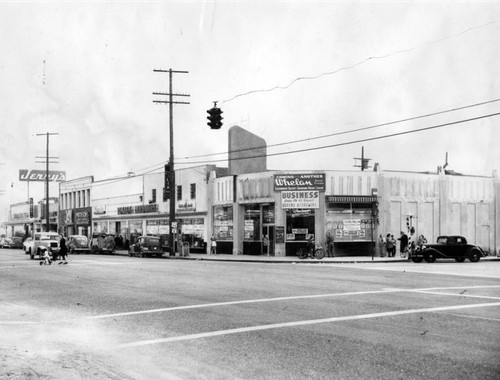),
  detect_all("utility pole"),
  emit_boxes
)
[153,68,189,256]
[36,132,59,232]
[354,146,372,171]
